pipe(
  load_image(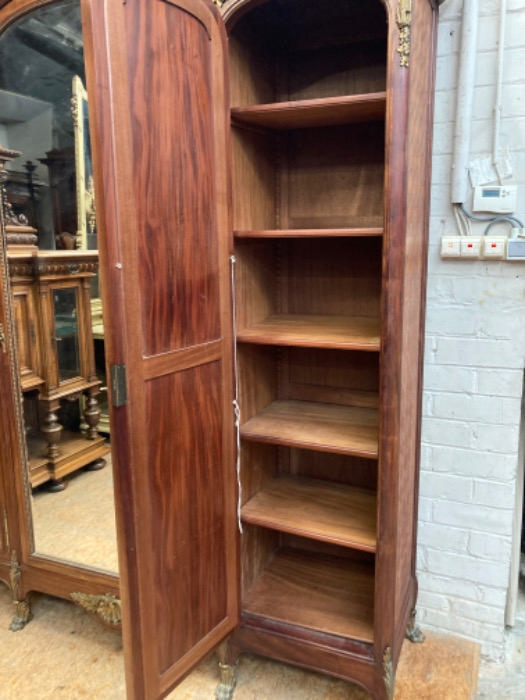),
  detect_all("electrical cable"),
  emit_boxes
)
[483,219,520,237]
[460,203,523,227]
[454,203,469,236]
